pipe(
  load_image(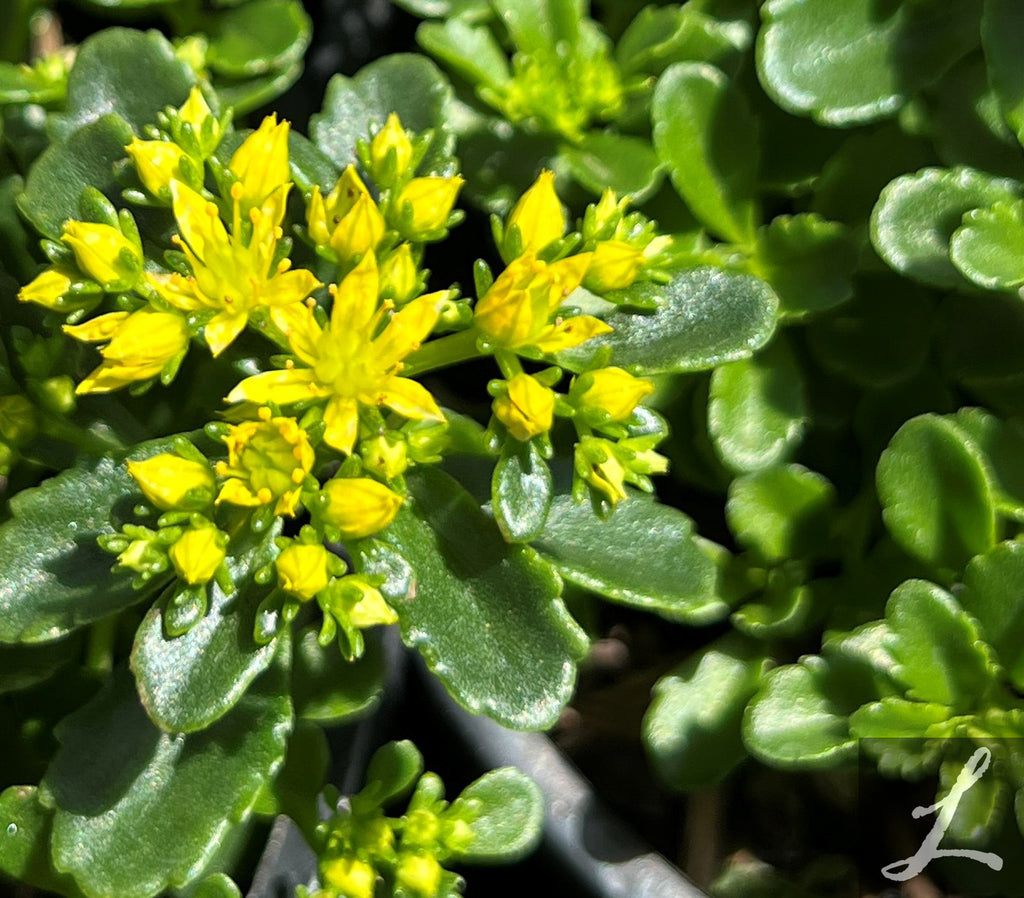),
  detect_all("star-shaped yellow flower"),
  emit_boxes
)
[227,252,447,454]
